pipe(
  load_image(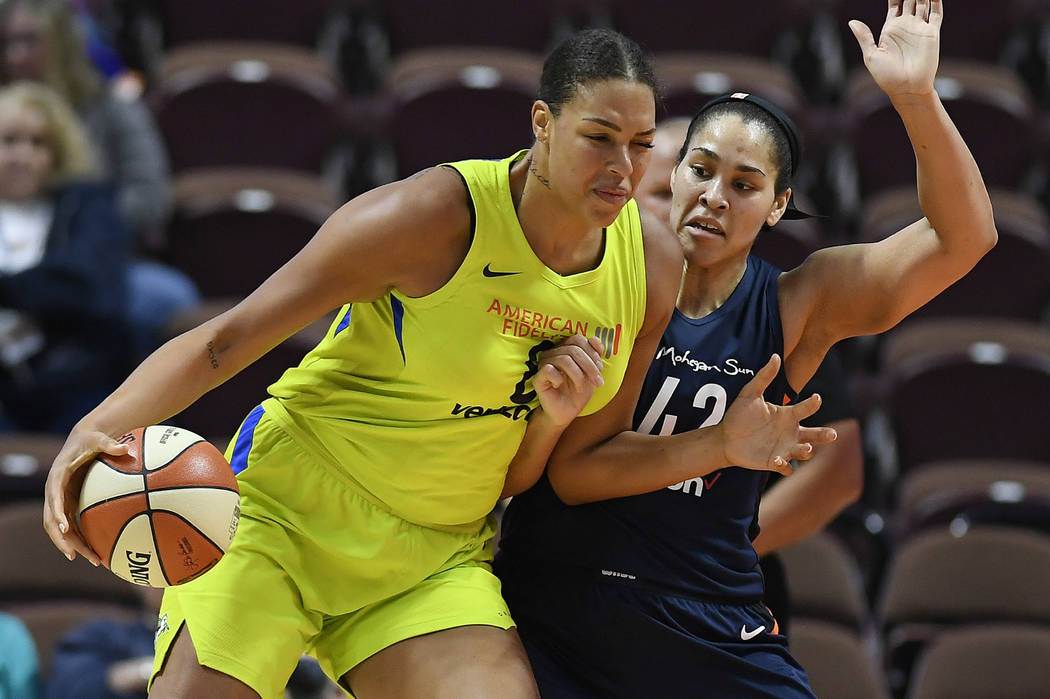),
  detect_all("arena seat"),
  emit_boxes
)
[384,48,542,178]
[0,433,64,504]
[880,318,1050,470]
[149,42,346,175]
[877,526,1050,696]
[166,167,343,299]
[905,624,1050,699]
[832,61,1040,219]
[380,0,561,54]
[0,500,140,606]
[857,188,1050,321]
[789,618,889,699]
[895,459,1050,540]
[779,530,870,631]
